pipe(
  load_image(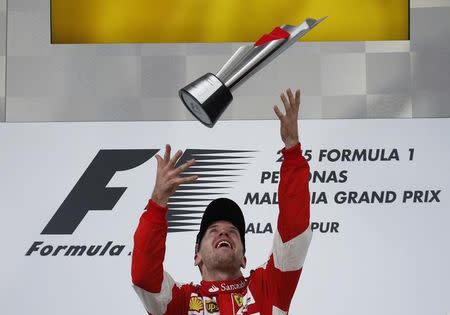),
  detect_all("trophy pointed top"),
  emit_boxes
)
[305,16,328,29]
